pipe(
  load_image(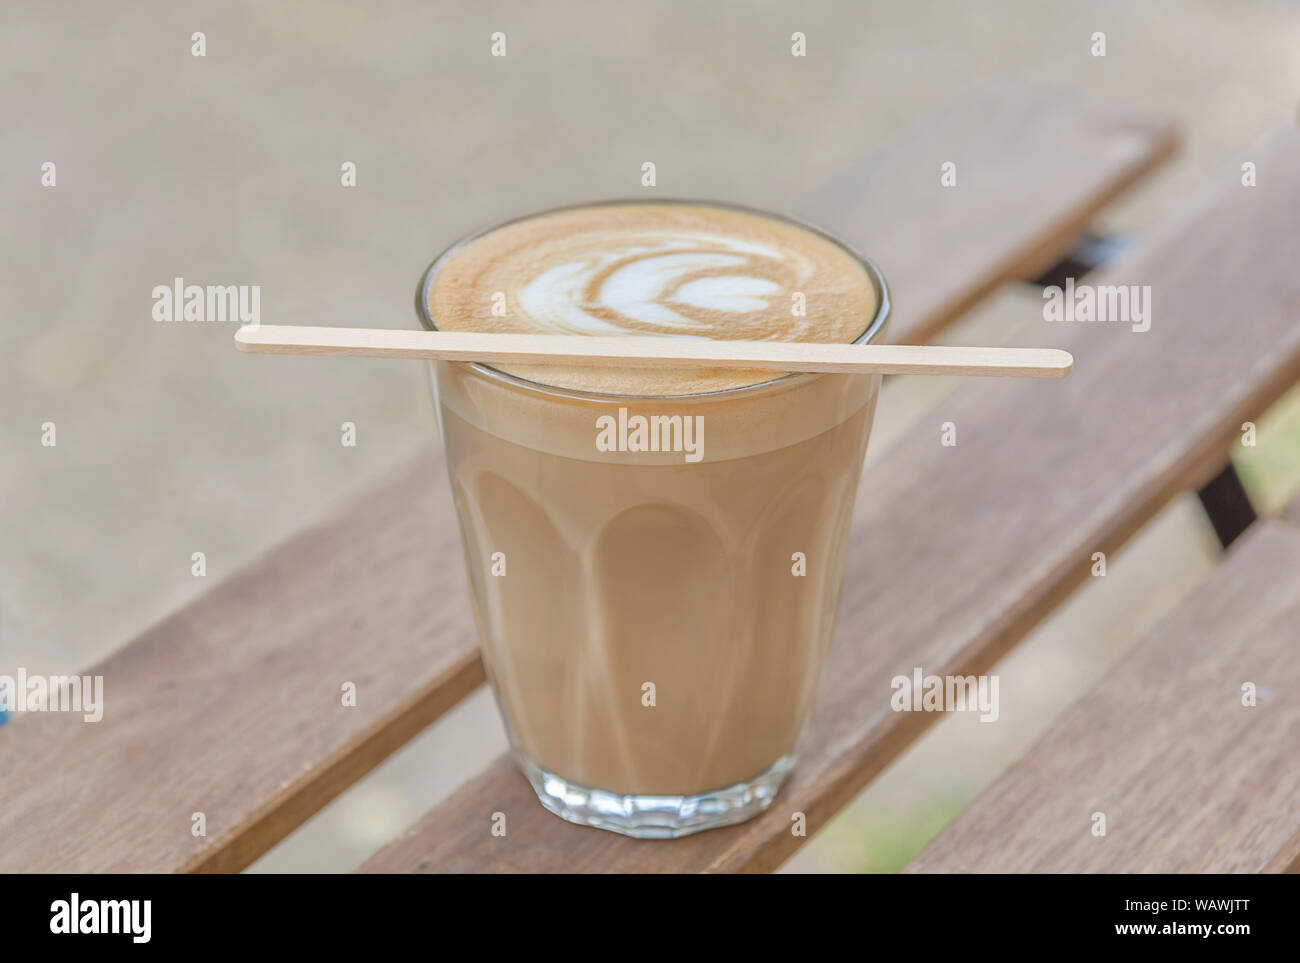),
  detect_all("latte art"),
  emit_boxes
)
[428,203,876,395]
[517,232,806,338]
